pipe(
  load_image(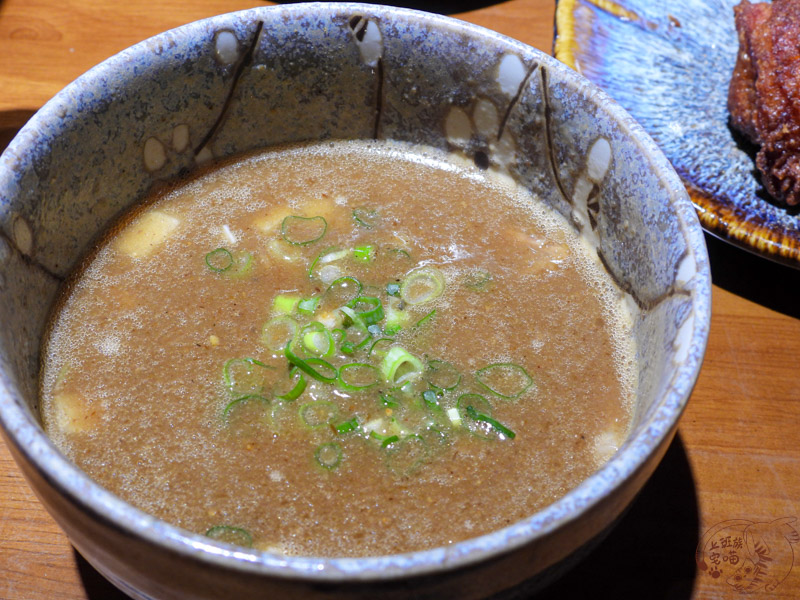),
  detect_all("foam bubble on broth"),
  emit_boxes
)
[40,139,638,557]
